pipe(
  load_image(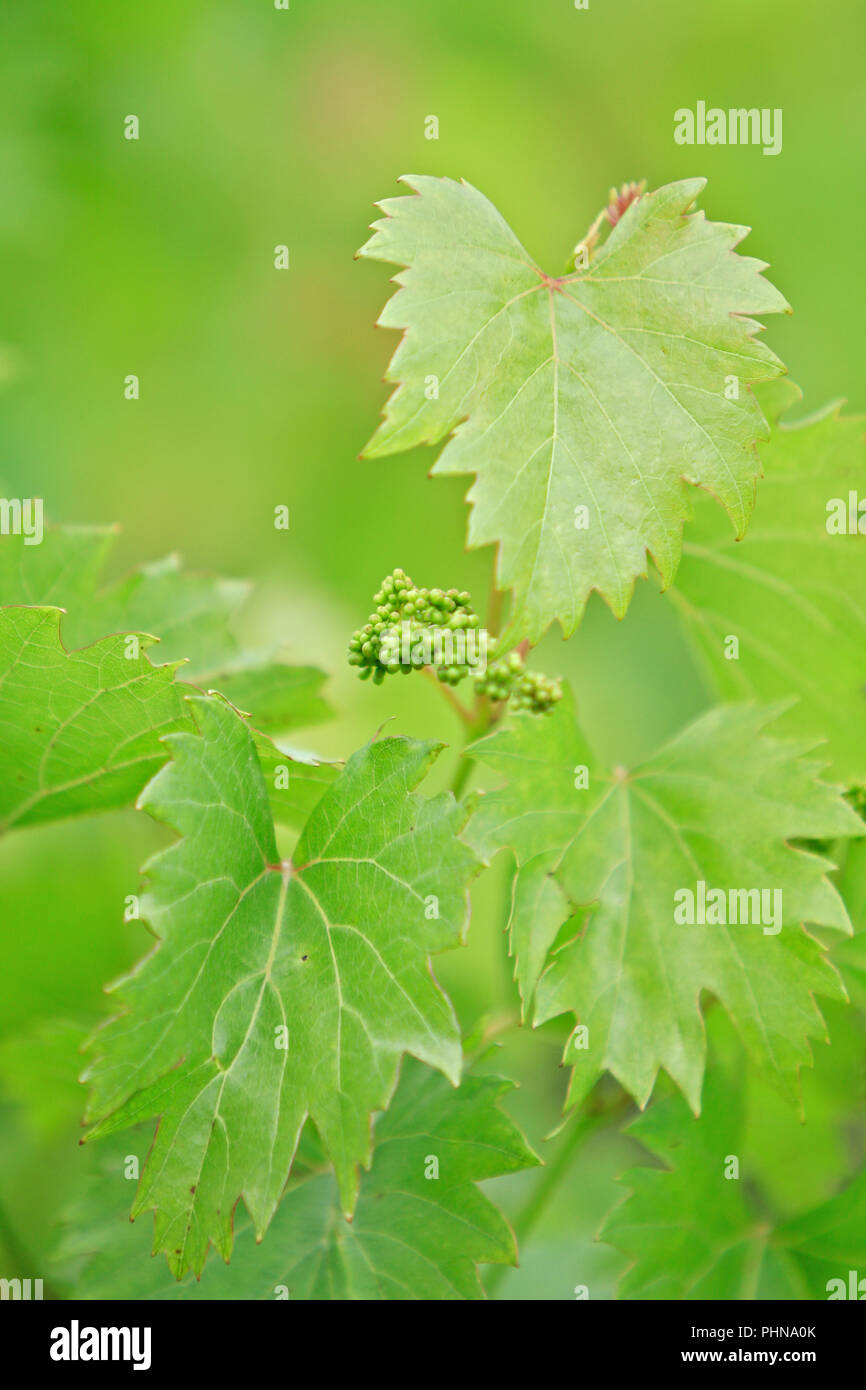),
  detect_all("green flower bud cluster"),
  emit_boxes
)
[348,570,561,712]
[347,569,480,686]
[474,651,562,714]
